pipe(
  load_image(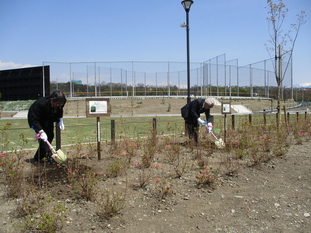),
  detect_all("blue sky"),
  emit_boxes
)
[0,0,310,85]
